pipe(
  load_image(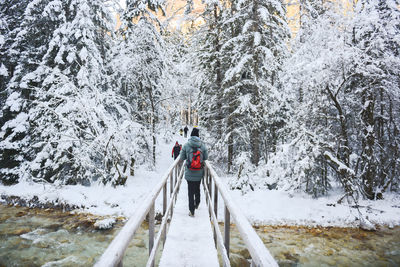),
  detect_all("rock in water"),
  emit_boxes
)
[94,218,116,230]
[360,218,376,231]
